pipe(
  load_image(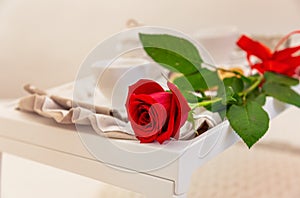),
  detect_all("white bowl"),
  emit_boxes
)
[92,58,163,109]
